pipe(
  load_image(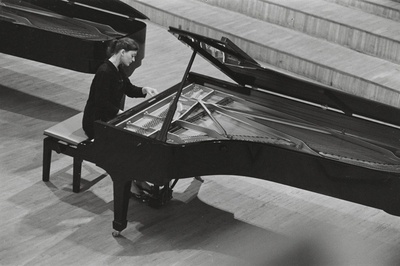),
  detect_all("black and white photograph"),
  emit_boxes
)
[1,0,400,265]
